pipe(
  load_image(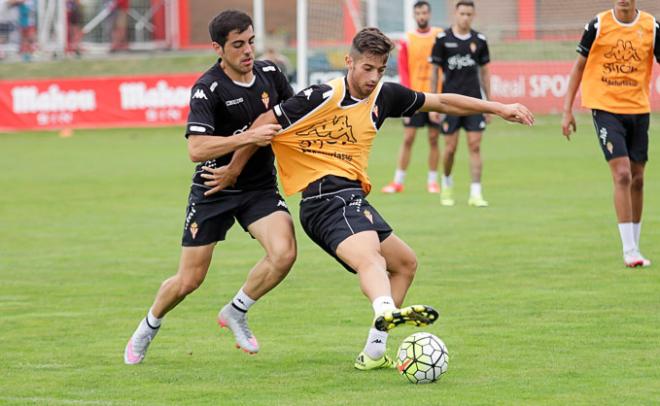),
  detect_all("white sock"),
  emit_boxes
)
[146,308,162,329]
[470,182,482,197]
[372,296,396,317]
[442,175,453,188]
[427,171,438,184]
[232,288,256,312]
[618,223,637,253]
[633,222,641,248]
[394,169,406,185]
[363,328,389,360]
